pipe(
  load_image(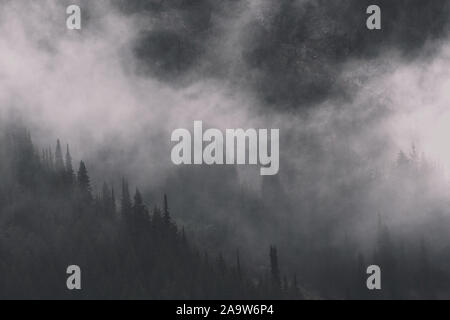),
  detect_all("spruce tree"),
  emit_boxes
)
[77,161,92,200]
[133,188,146,221]
[48,147,54,169]
[163,194,171,225]
[270,246,281,289]
[65,145,74,185]
[55,139,65,171]
[121,178,132,216]
[152,205,163,229]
